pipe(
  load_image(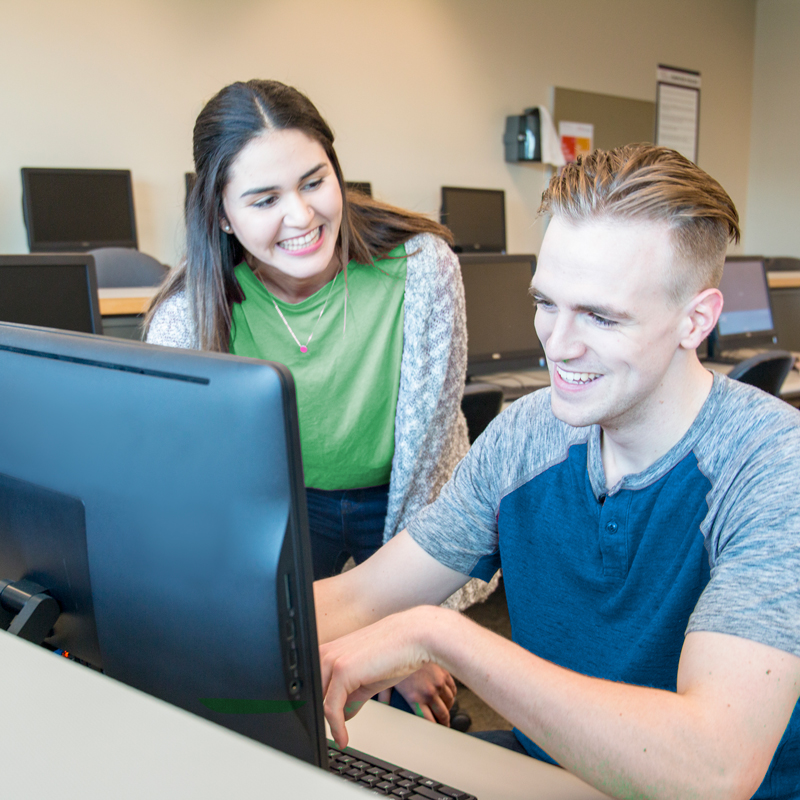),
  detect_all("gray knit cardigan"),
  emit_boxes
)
[146,233,497,609]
